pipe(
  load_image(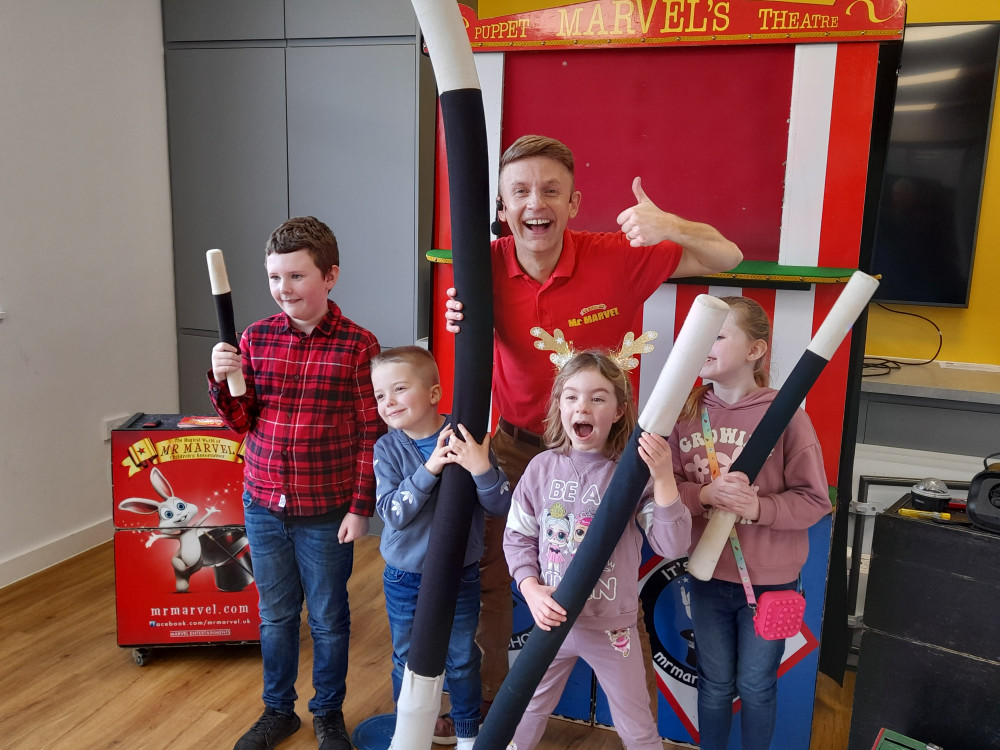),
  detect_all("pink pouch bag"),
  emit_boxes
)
[753,589,806,640]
